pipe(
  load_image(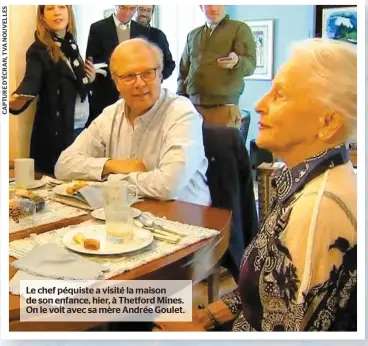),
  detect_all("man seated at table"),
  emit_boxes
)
[54,38,211,206]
